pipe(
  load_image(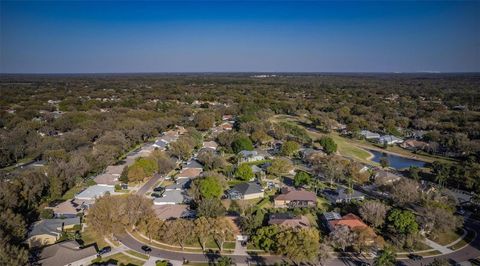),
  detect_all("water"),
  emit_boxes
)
[368,149,426,169]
